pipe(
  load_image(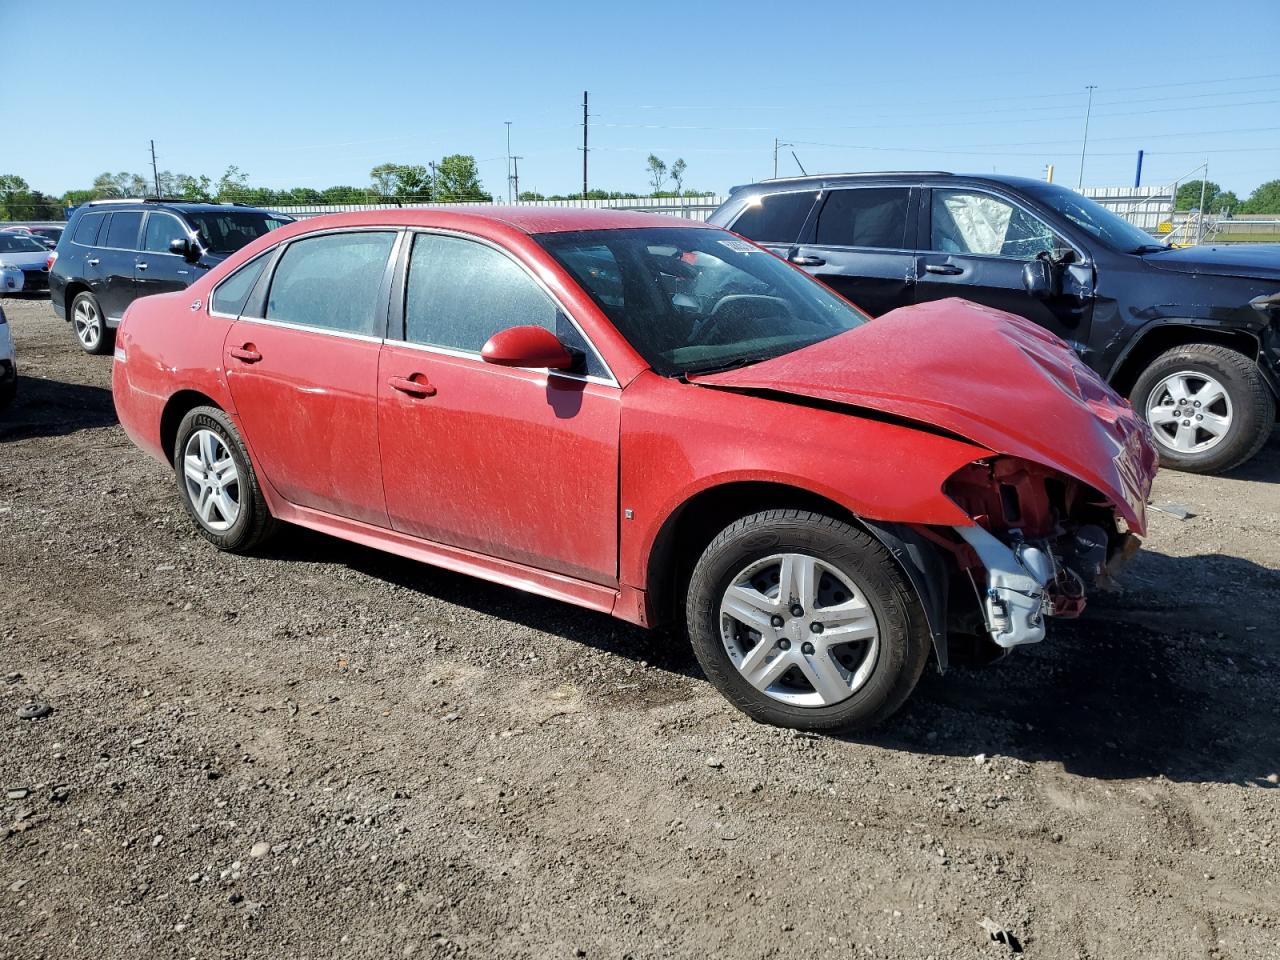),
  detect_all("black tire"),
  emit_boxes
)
[70,291,113,356]
[0,372,14,411]
[685,509,930,733]
[173,405,278,553]
[1130,343,1275,474]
